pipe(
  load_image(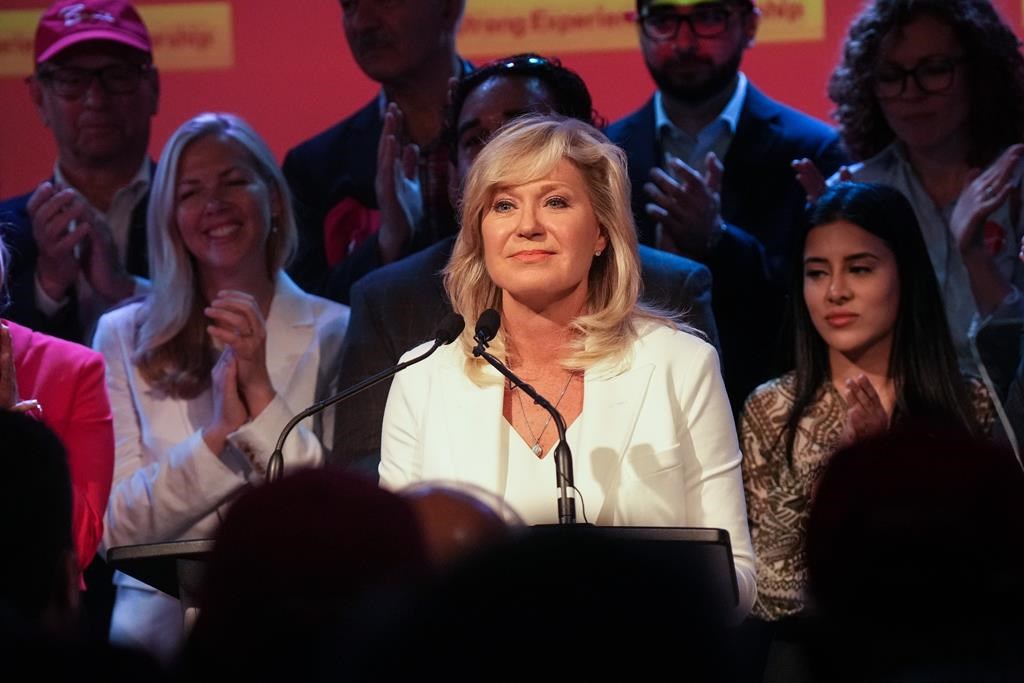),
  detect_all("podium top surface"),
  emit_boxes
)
[107,539,215,598]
